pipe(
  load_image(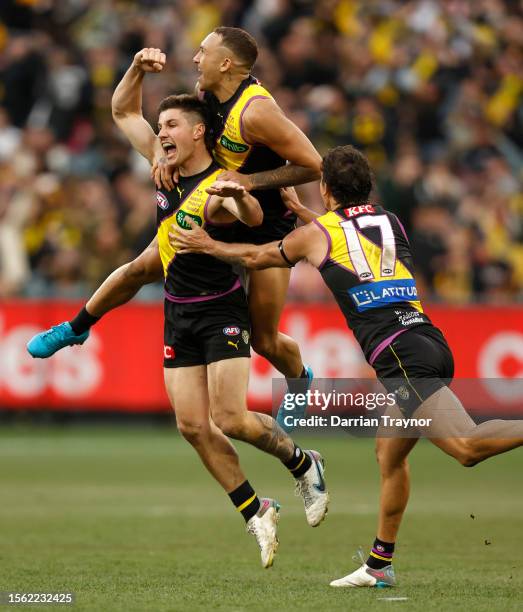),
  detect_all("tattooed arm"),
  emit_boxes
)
[217,97,321,190]
[249,165,316,190]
